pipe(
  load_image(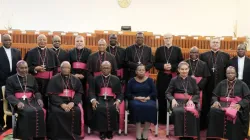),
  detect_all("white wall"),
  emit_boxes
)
[0,0,248,36]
